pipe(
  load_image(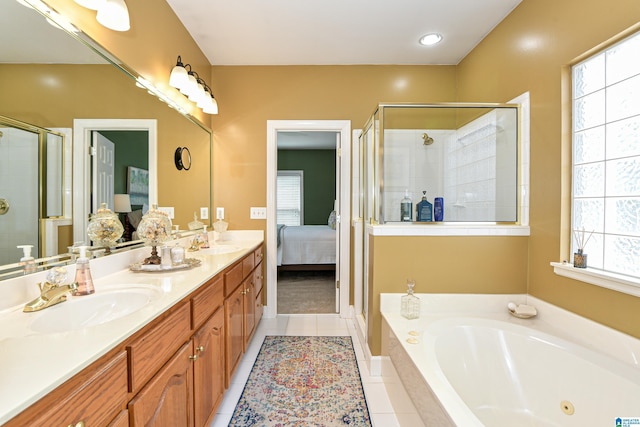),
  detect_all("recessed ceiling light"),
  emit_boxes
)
[419,33,443,46]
